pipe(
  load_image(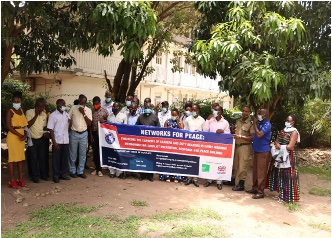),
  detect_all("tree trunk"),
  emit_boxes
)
[117,61,132,103]
[127,58,139,96]
[112,59,126,101]
[104,70,112,92]
[1,45,13,87]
